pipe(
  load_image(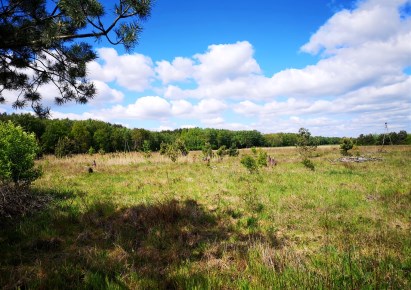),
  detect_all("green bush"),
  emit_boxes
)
[55,136,75,158]
[302,158,315,171]
[340,138,354,155]
[241,155,258,173]
[228,143,239,157]
[142,140,152,159]
[257,149,268,167]
[202,142,214,159]
[216,145,227,160]
[0,121,41,185]
[88,146,96,155]
[160,139,189,162]
[251,147,257,155]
